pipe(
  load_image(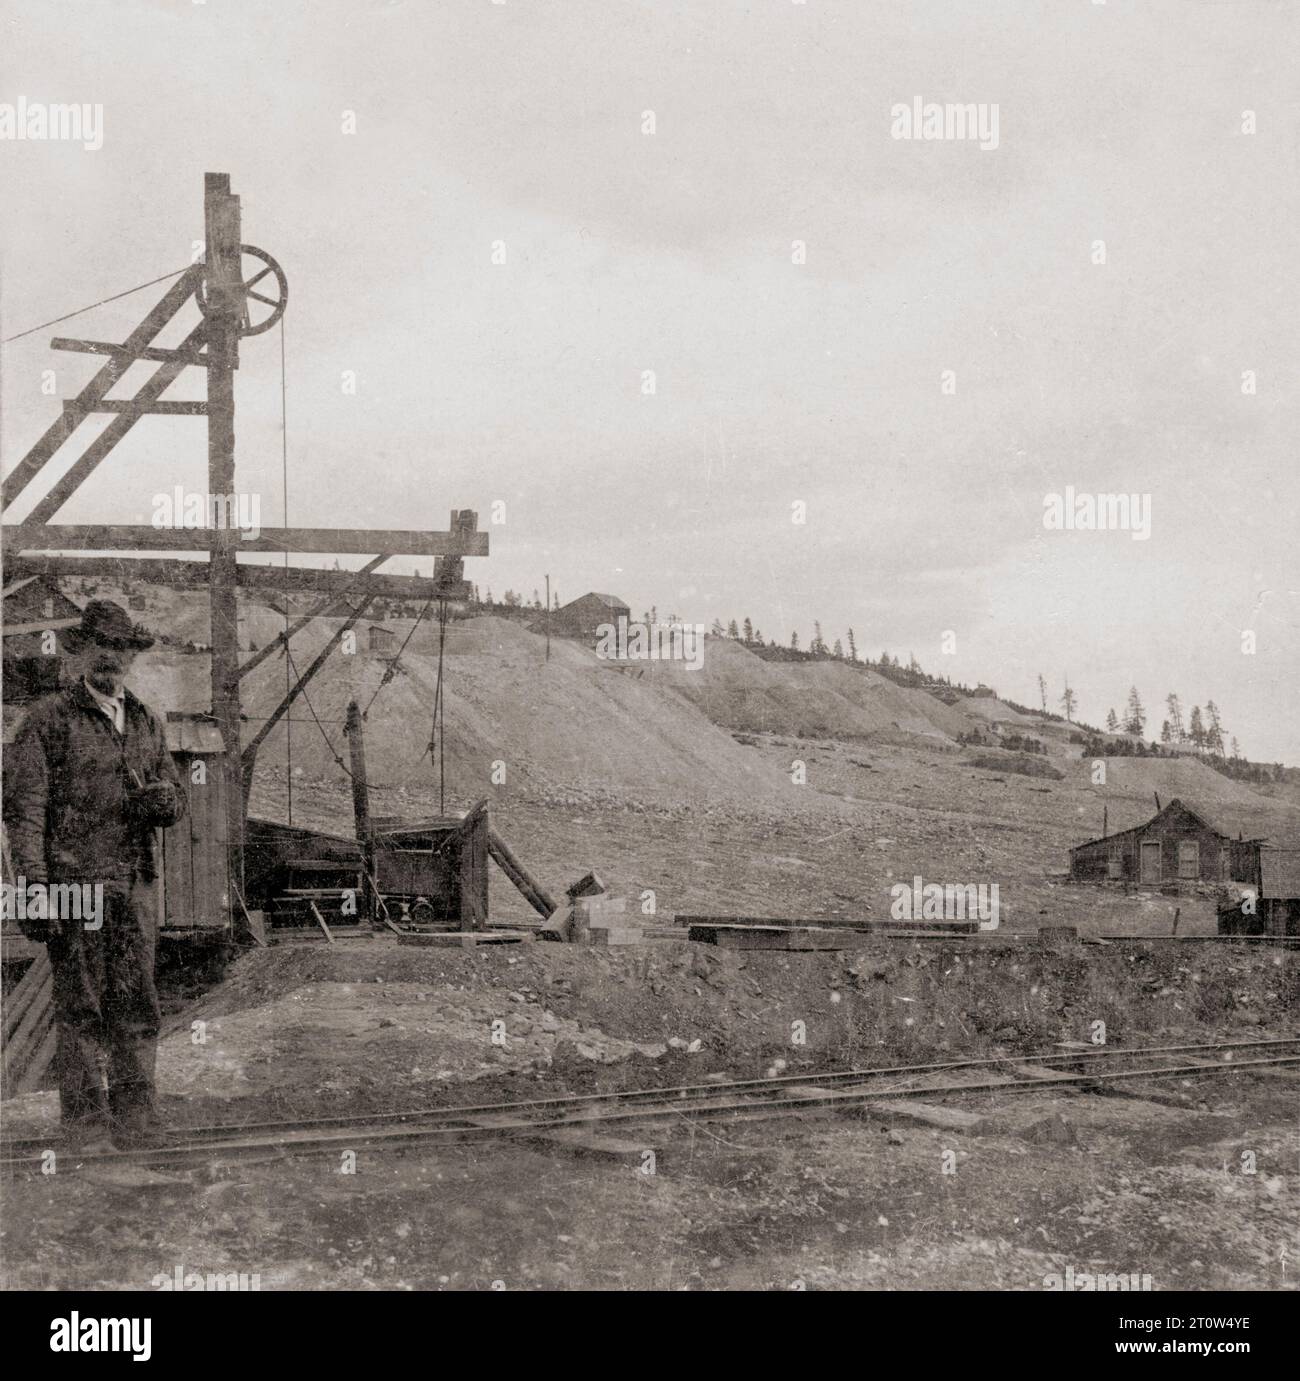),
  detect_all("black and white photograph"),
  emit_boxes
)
[0,0,1296,1347]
